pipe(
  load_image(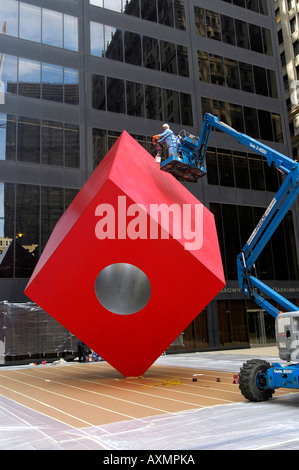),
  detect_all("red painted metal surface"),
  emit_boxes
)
[25,132,225,376]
